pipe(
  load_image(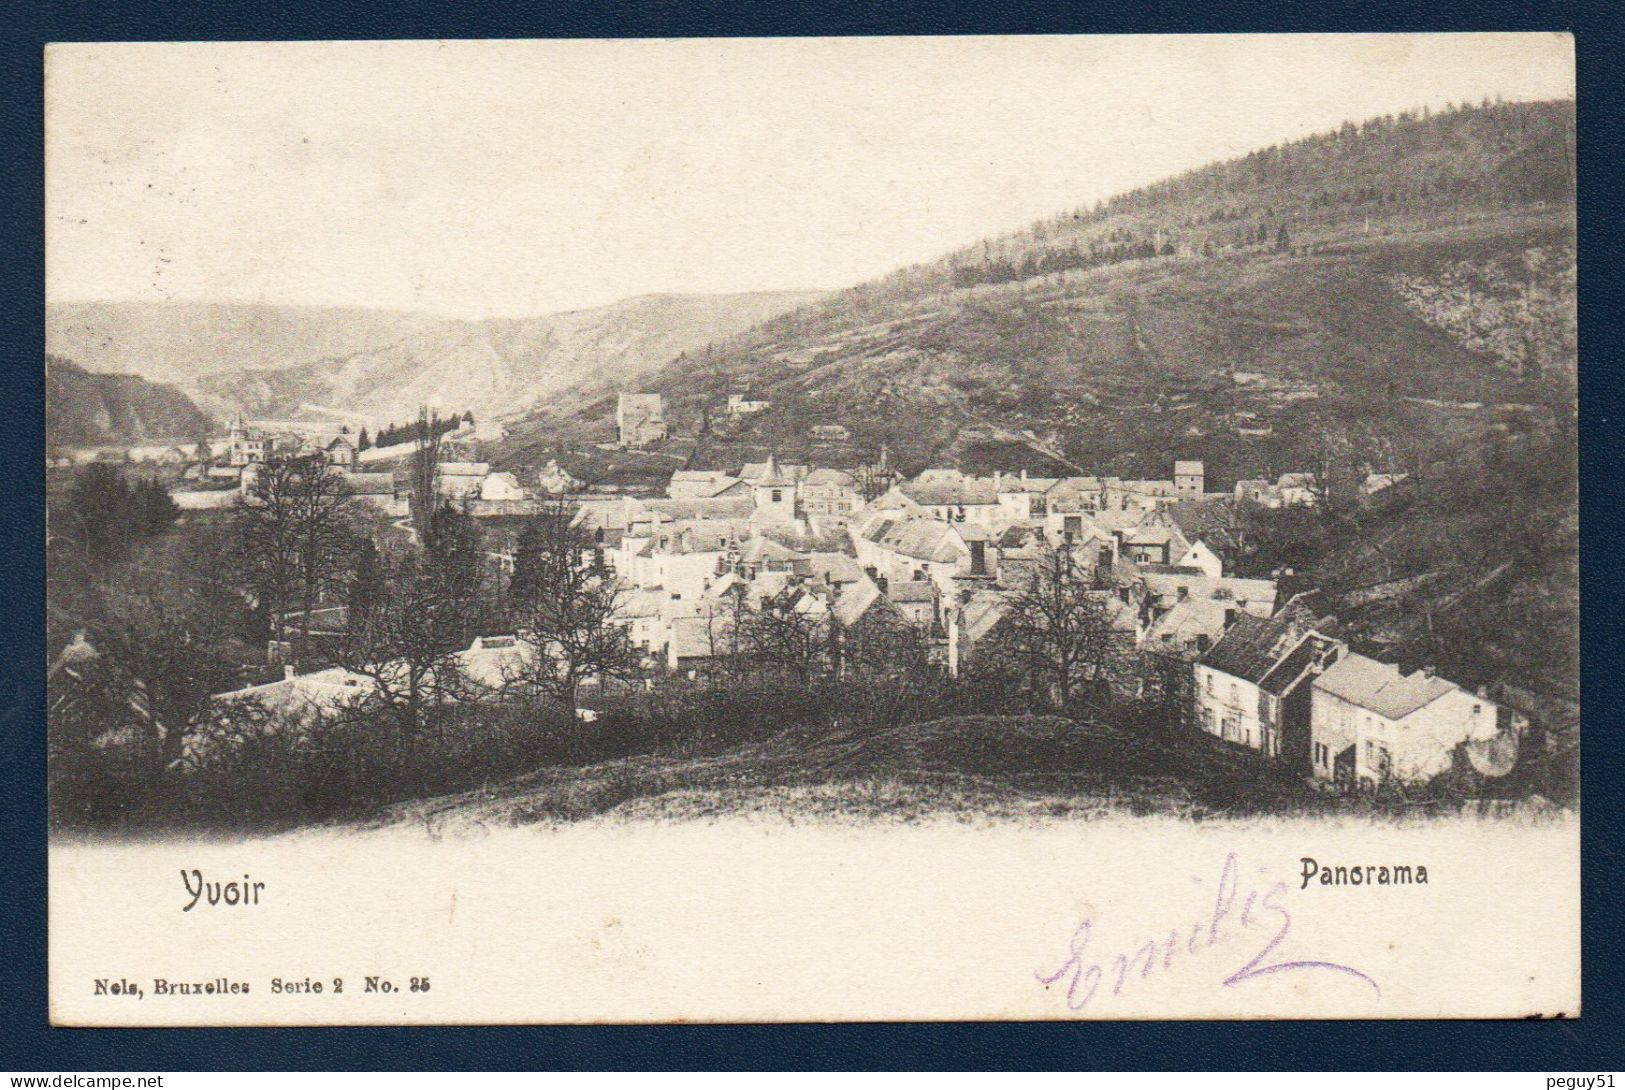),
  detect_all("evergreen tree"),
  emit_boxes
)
[357,427,372,452]
[348,536,384,628]
[422,499,485,642]
[133,477,180,535]
[67,464,135,561]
